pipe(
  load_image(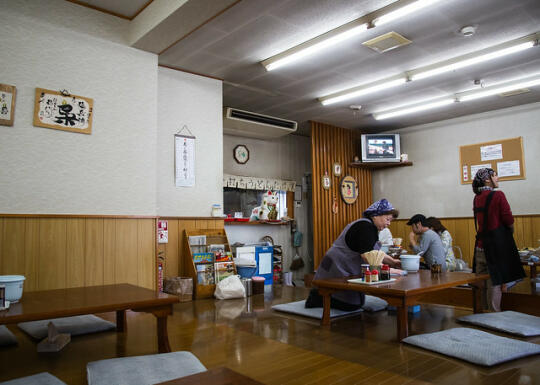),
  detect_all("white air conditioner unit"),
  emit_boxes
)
[223,107,297,139]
